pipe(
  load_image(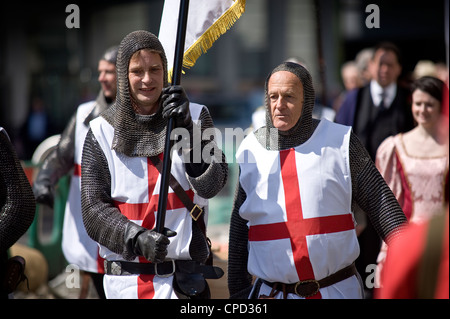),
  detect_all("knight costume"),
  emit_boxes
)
[32,47,118,296]
[81,30,227,299]
[228,62,407,299]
